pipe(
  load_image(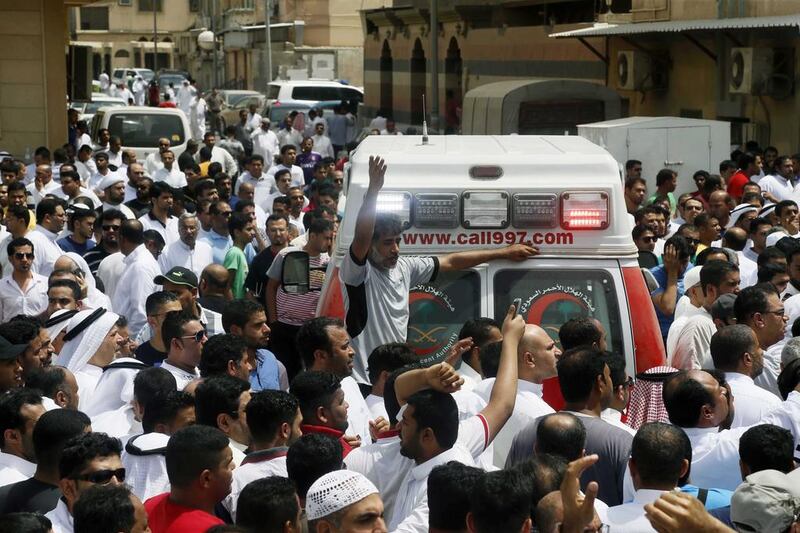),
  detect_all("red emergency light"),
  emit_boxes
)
[560,192,609,230]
